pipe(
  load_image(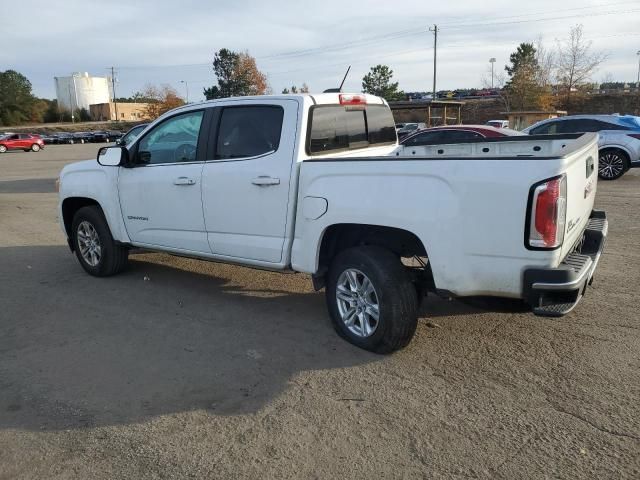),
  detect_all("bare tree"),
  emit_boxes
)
[481,67,509,110]
[555,24,607,107]
[534,36,554,92]
[140,84,185,119]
